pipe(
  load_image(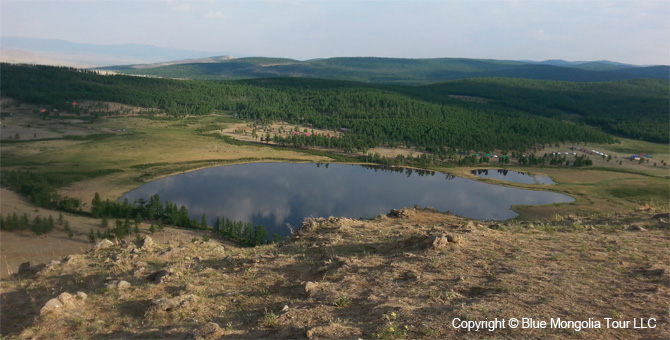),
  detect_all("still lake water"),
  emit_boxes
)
[471,169,556,185]
[122,163,574,237]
